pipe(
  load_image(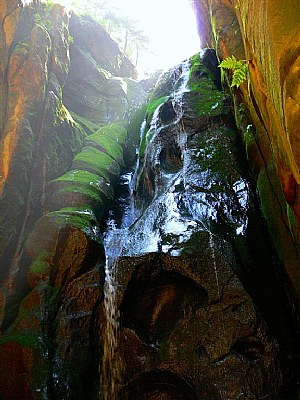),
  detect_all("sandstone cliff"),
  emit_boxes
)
[194,0,300,310]
[0,1,146,398]
[1,0,300,399]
